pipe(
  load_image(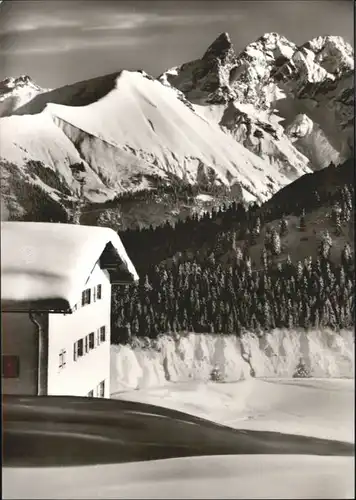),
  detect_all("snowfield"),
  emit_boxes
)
[3,377,354,499]
[114,378,354,444]
[3,328,354,499]
[3,330,354,499]
[3,454,354,499]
